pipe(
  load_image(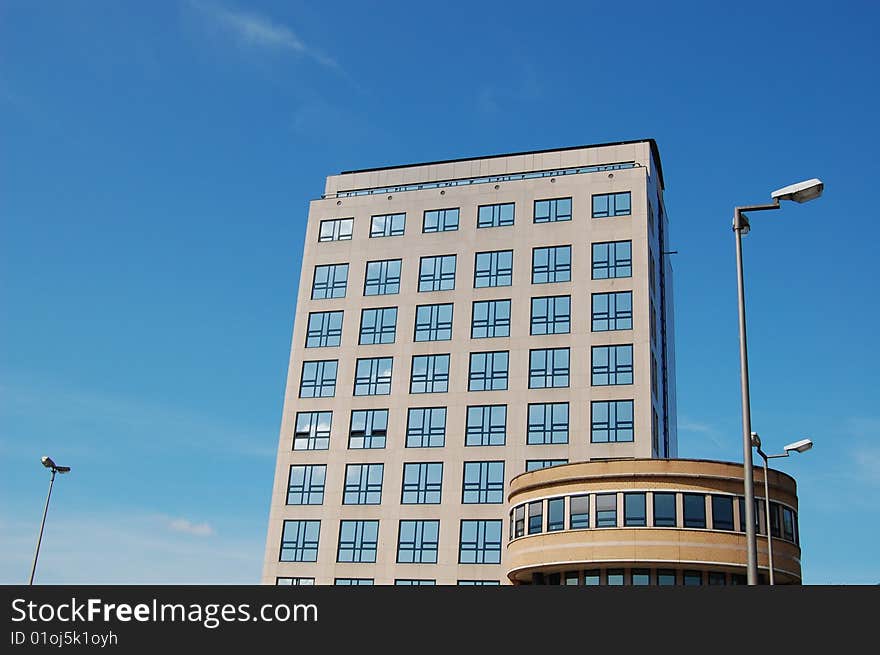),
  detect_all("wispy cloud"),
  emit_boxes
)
[167,517,215,537]
[678,416,728,451]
